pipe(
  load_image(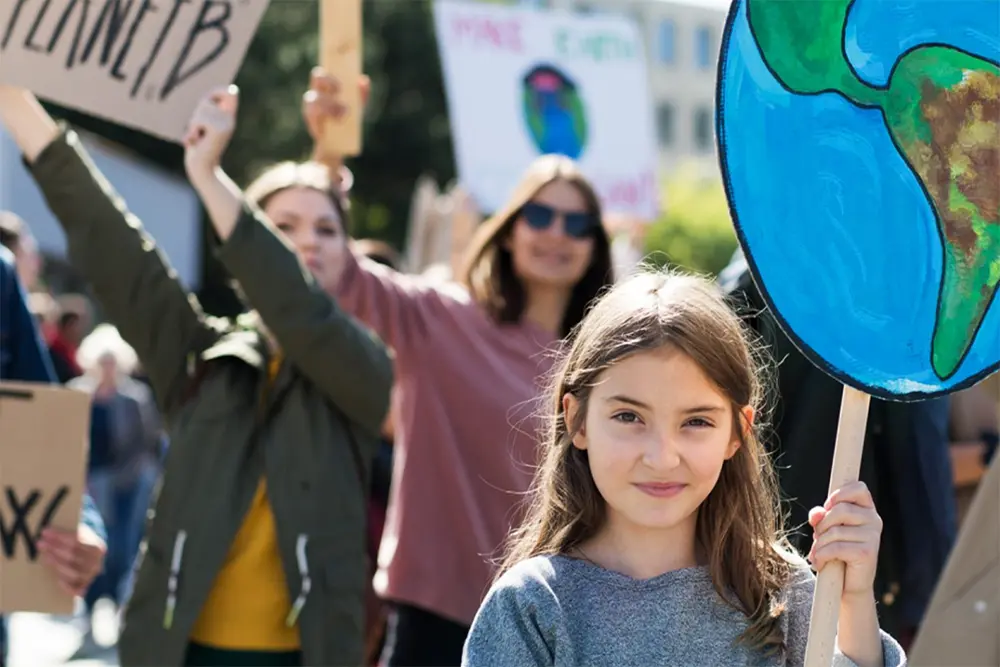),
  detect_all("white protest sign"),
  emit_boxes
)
[0,0,270,142]
[432,0,659,219]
